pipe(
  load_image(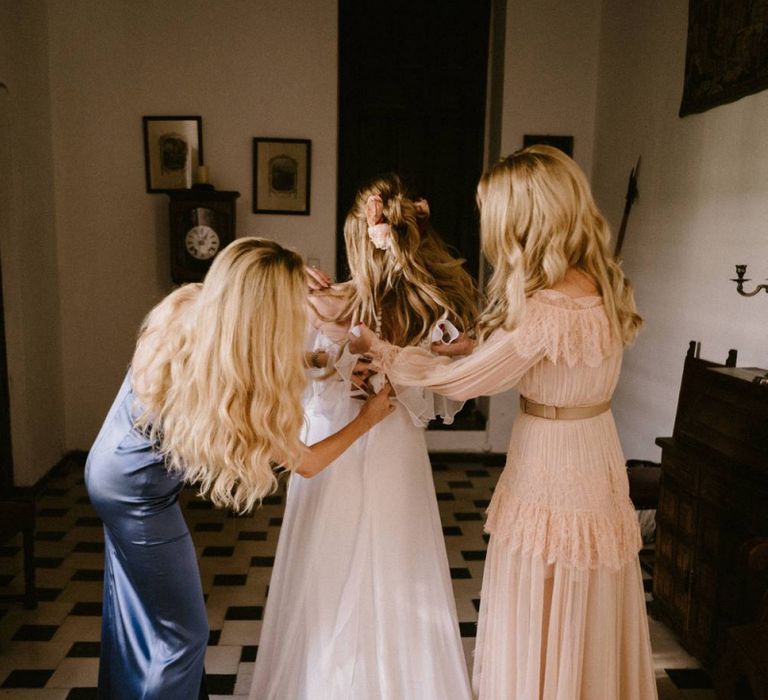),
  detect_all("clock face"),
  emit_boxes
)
[185,225,220,261]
